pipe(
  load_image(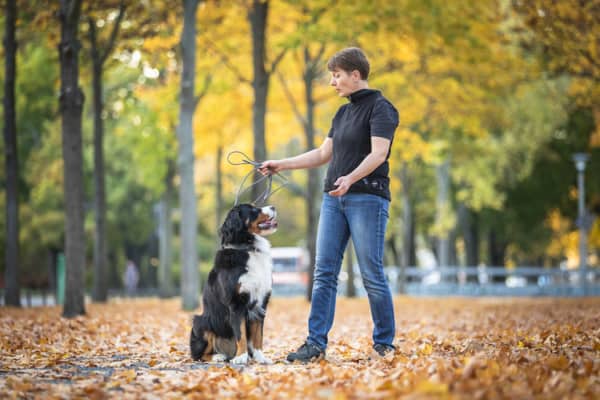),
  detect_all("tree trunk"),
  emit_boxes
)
[394,237,406,294]
[435,159,451,267]
[91,58,108,302]
[158,165,174,298]
[488,229,506,265]
[248,0,269,203]
[3,0,21,307]
[458,203,479,268]
[48,249,58,305]
[488,228,507,283]
[59,0,86,318]
[303,47,319,302]
[178,0,200,311]
[108,251,120,288]
[306,167,319,301]
[399,162,414,292]
[448,228,457,266]
[215,144,224,240]
[387,234,400,266]
[345,241,356,298]
[88,2,125,303]
[387,235,401,293]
